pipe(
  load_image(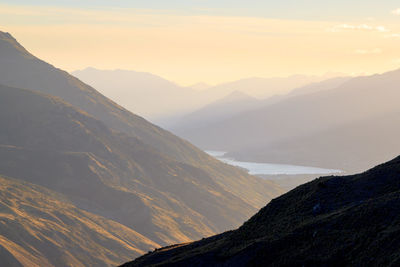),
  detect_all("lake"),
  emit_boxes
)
[206,150,342,175]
